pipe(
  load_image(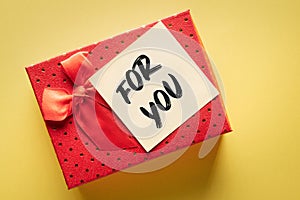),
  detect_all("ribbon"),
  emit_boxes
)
[42,52,138,150]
